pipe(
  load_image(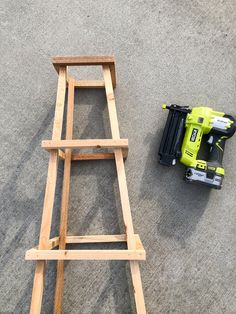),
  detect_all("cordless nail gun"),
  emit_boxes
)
[158,104,236,189]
